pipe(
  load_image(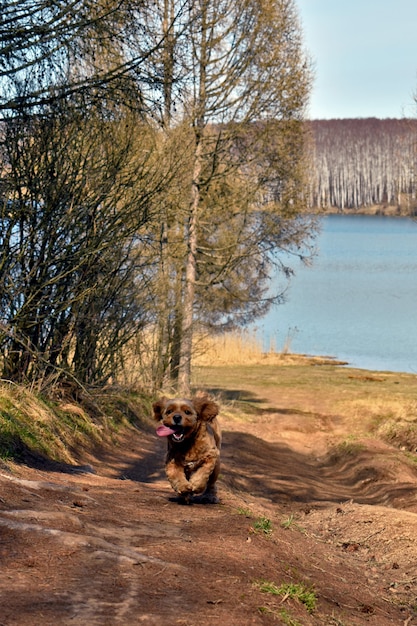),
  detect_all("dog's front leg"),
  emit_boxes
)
[165,460,192,497]
[188,454,219,495]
